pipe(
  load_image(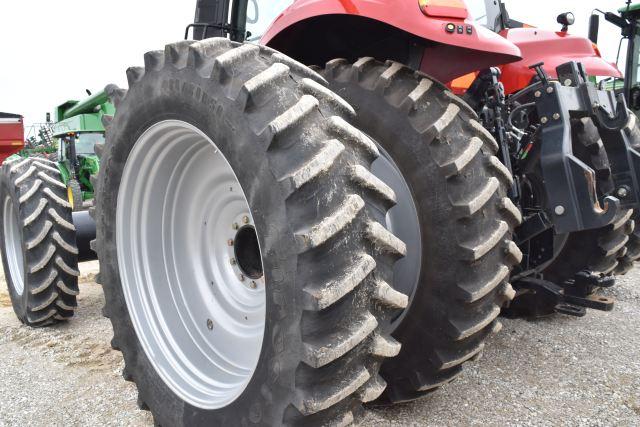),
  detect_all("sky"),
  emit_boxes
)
[0,0,629,131]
